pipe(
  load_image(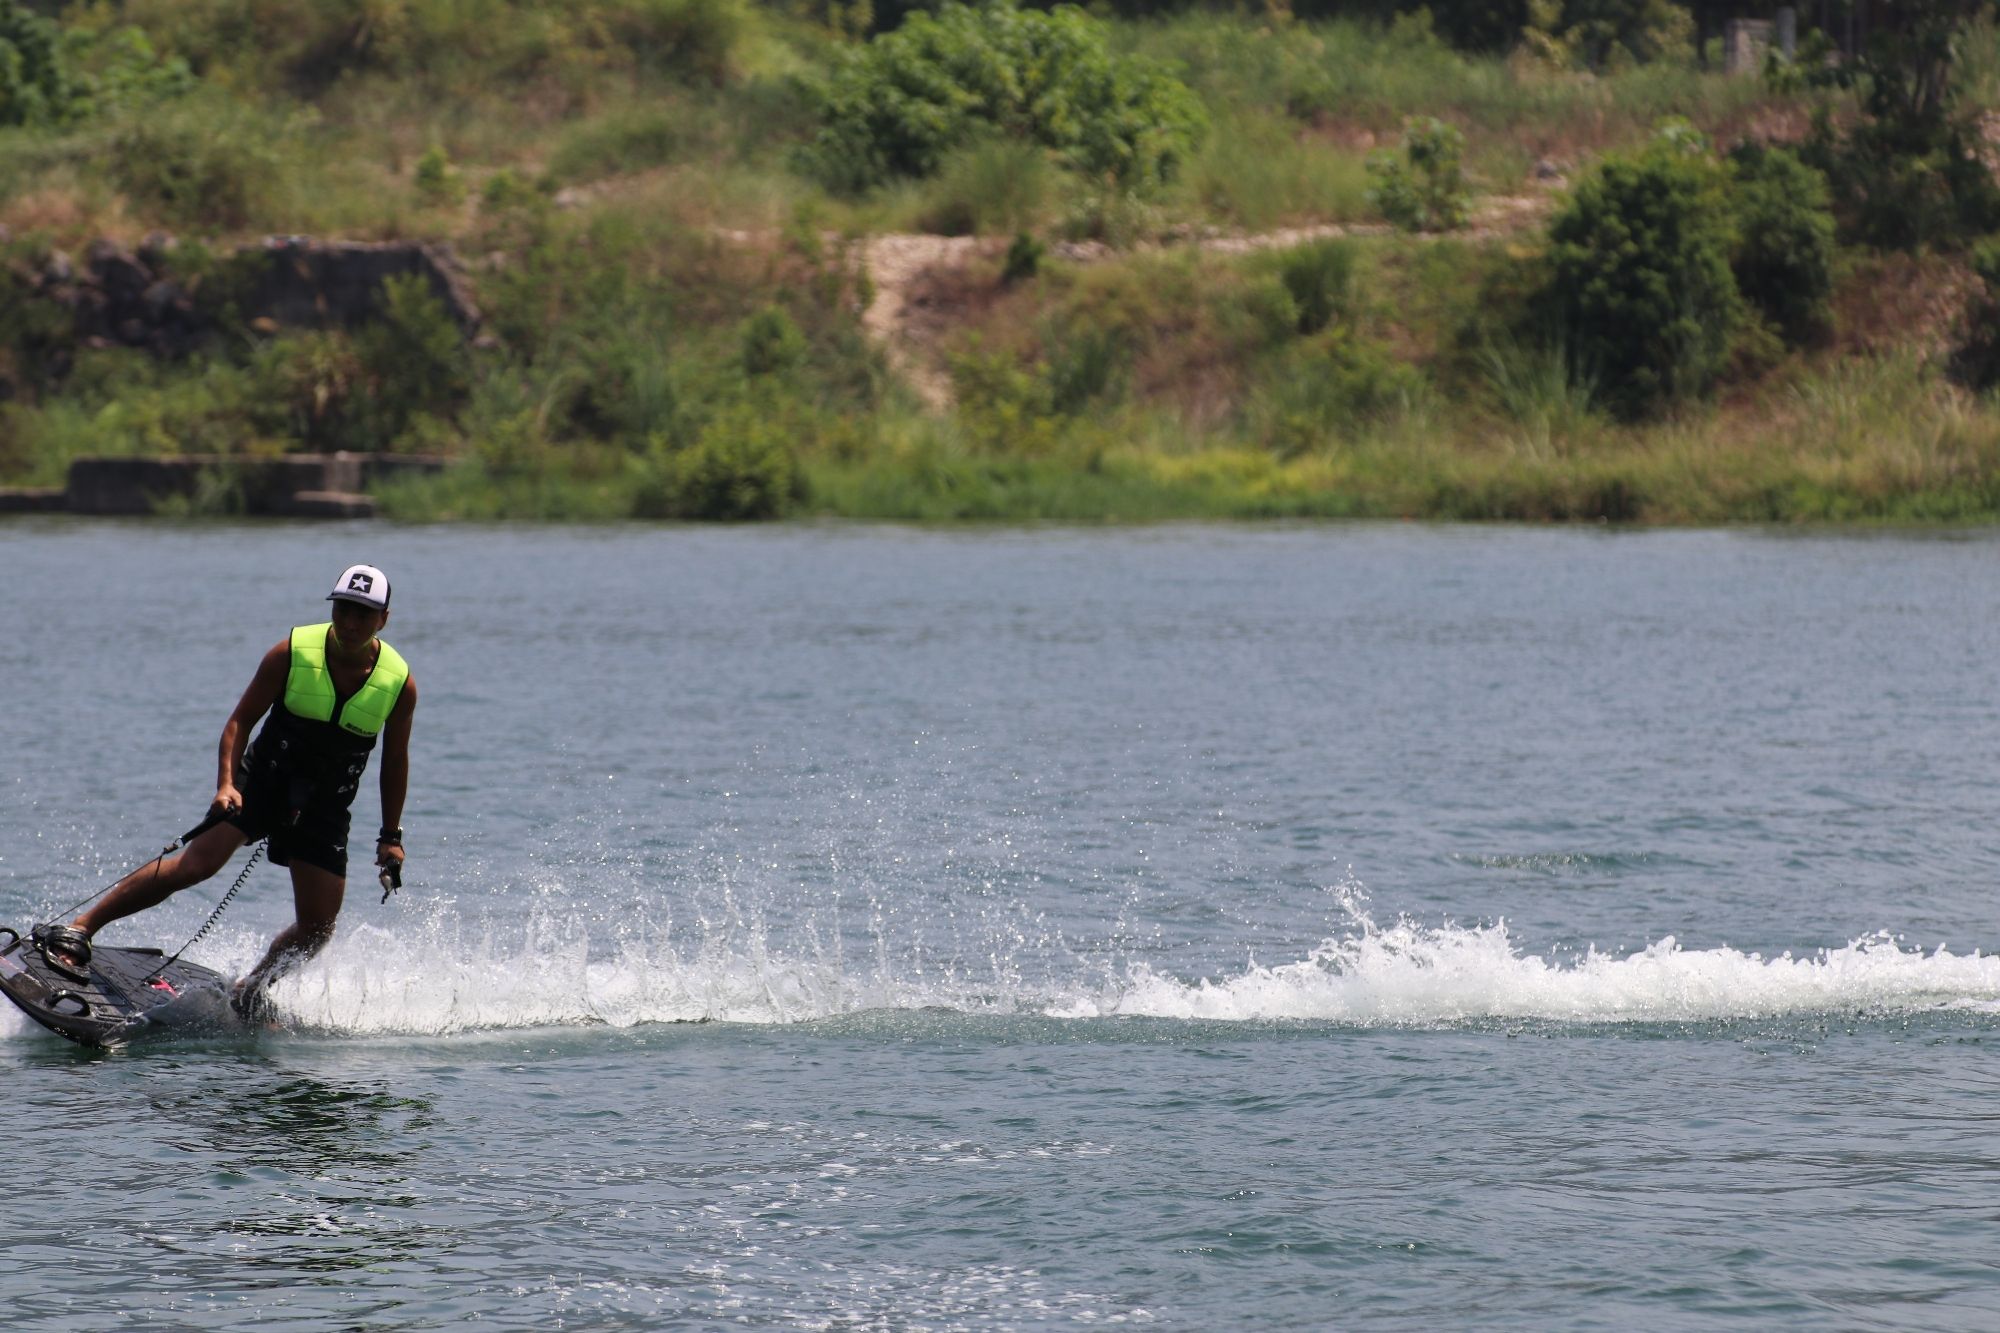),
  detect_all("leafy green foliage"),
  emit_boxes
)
[414,145,464,205]
[1800,0,2000,249]
[100,92,287,229]
[355,274,472,442]
[0,241,78,399]
[1366,117,1469,233]
[1519,0,1694,71]
[636,406,806,519]
[1726,143,1834,347]
[1276,238,1356,335]
[241,275,470,451]
[480,167,537,210]
[112,0,753,99]
[802,2,1205,195]
[1542,133,1741,418]
[80,26,196,112]
[1002,232,1044,286]
[915,138,1051,236]
[1251,329,1424,456]
[740,306,806,376]
[1951,237,2000,391]
[247,332,364,450]
[0,0,84,127]
[0,4,194,130]
[545,103,698,186]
